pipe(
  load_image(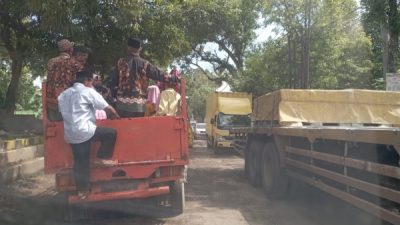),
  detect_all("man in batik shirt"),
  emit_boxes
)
[46,39,83,121]
[111,38,179,117]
